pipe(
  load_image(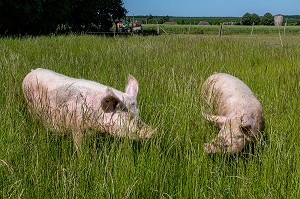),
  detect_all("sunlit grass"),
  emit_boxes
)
[0,34,299,198]
[143,24,300,35]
